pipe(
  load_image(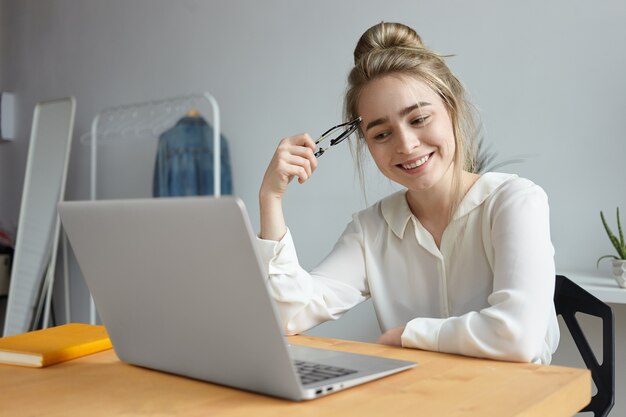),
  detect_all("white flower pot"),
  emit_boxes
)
[612,259,626,288]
